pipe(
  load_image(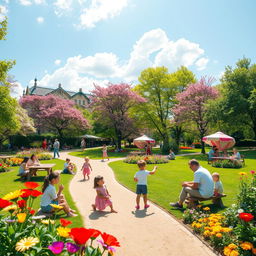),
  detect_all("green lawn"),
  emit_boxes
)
[69,147,202,159]
[0,159,83,227]
[109,150,256,219]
